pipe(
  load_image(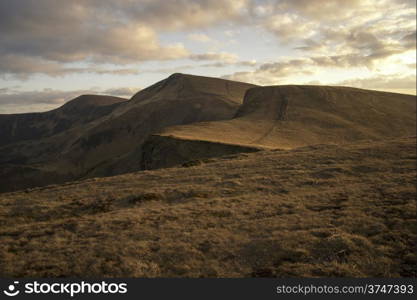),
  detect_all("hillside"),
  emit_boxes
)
[155,85,416,149]
[0,137,415,277]
[0,95,127,147]
[0,74,256,192]
[0,75,415,193]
